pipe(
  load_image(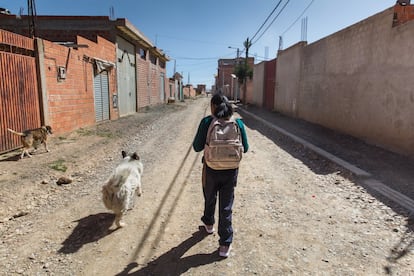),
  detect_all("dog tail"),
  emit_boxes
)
[7,128,25,136]
[102,185,114,210]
